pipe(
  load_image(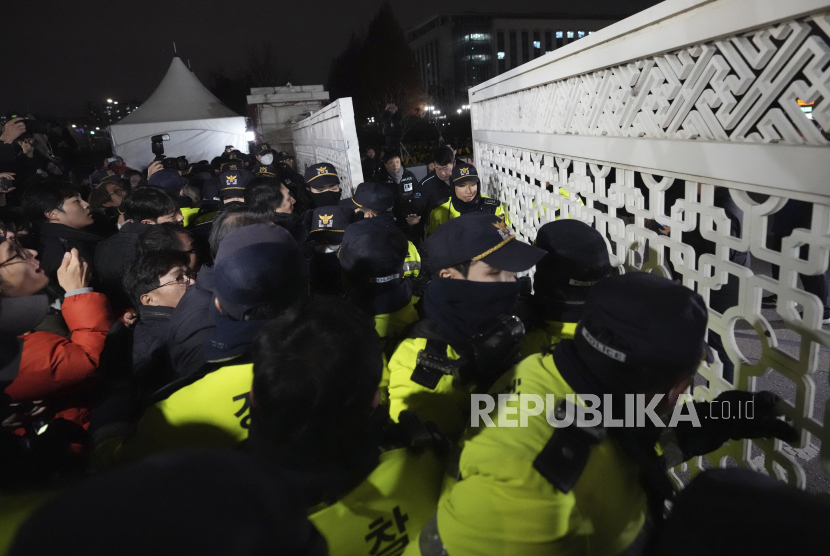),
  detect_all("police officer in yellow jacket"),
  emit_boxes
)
[419,273,798,555]
[247,297,446,556]
[388,212,545,439]
[339,219,421,402]
[119,223,308,459]
[340,219,420,352]
[522,219,615,357]
[427,162,509,235]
